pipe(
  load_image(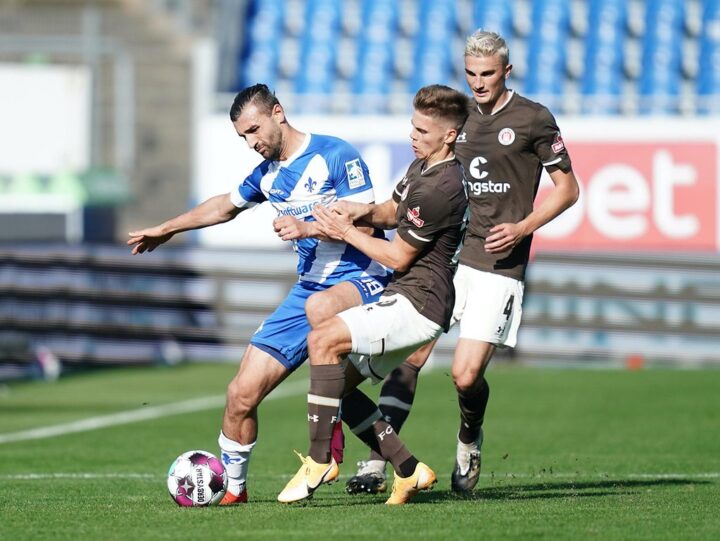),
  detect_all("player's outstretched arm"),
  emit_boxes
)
[485,168,579,254]
[313,204,419,271]
[331,199,398,229]
[273,215,336,242]
[128,193,241,255]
